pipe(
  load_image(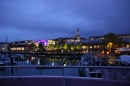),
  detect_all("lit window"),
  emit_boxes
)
[127,44,129,48]
[90,46,92,48]
[94,45,96,48]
